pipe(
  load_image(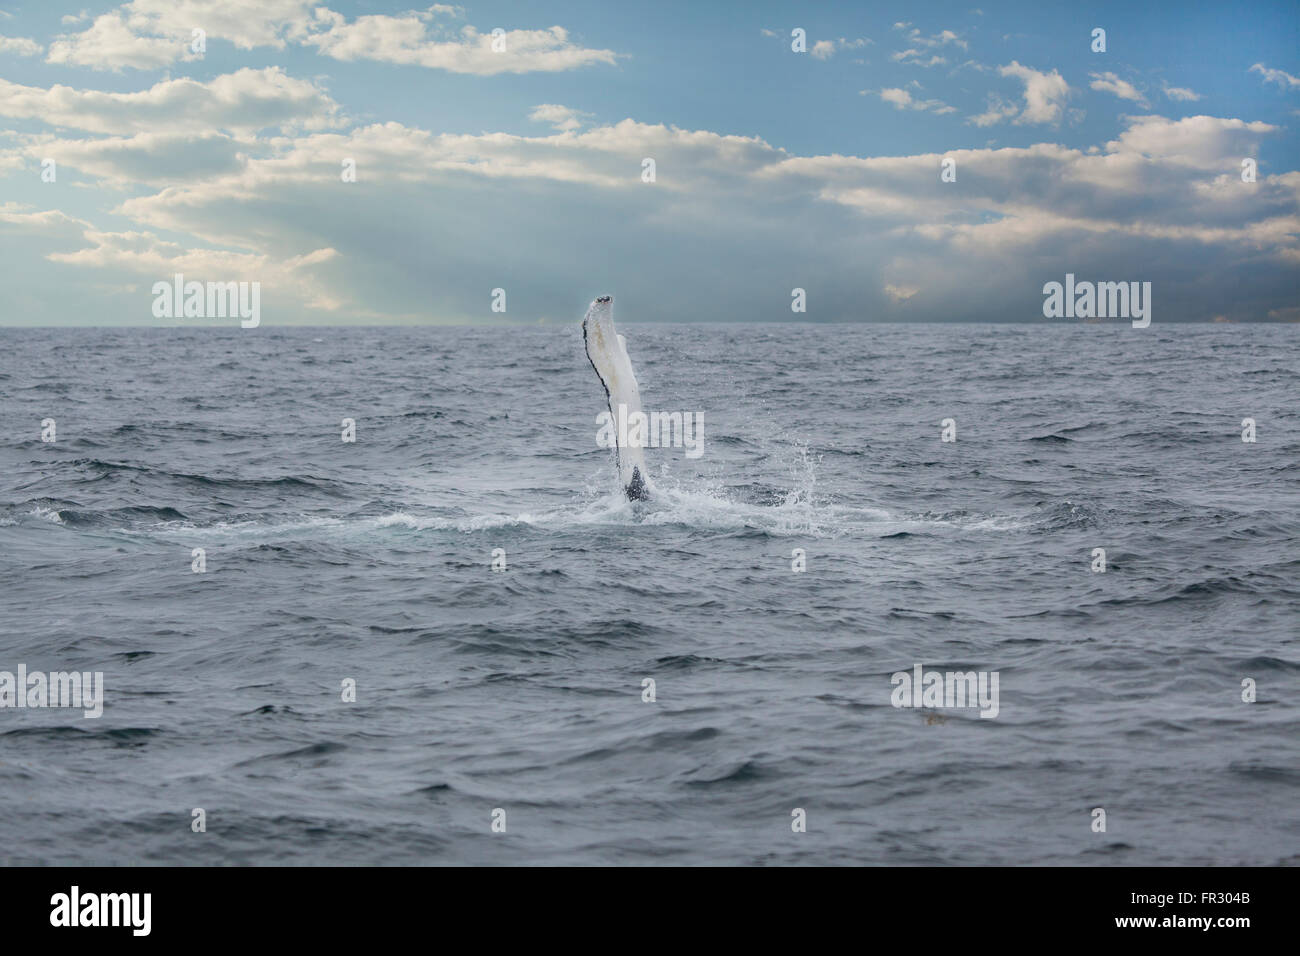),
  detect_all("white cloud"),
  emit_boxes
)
[809,37,869,60]
[48,1,327,68]
[44,1,620,74]
[48,228,343,311]
[871,88,956,114]
[1250,63,1300,89]
[0,203,91,239]
[1106,114,1277,168]
[968,94,1019,127]
[529,104,593,132]
[0,68,341,135]
[762,113,1291,252]
[977,61,1071,126]
[893,25,966,48]
[0,35,43,56]
[47,11,199,70]
[889,26,963,67]
[1090,71,1148,107]
[878,88,912,109]
[892,49,947,67]
[1162,84,1202,102]
[305,16,618,75]
[19,131,246,186]
[6,107,1296,324]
